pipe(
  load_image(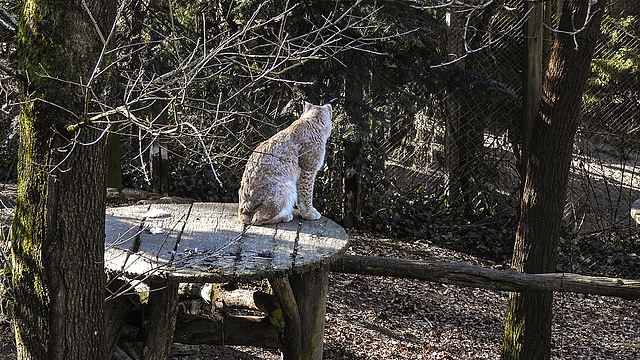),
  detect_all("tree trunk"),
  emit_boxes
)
[501,1,607,359]
[12,1,115,359]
